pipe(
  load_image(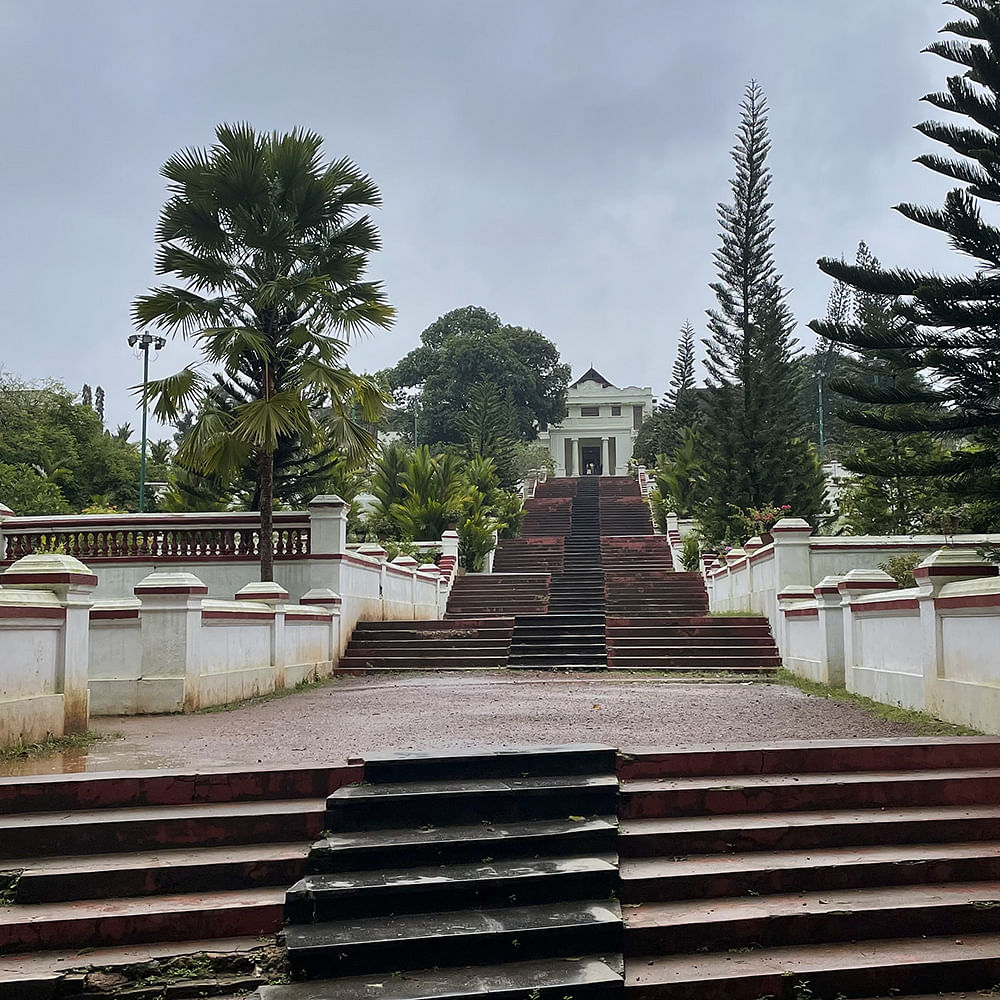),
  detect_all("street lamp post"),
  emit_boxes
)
[127,332,165,512]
